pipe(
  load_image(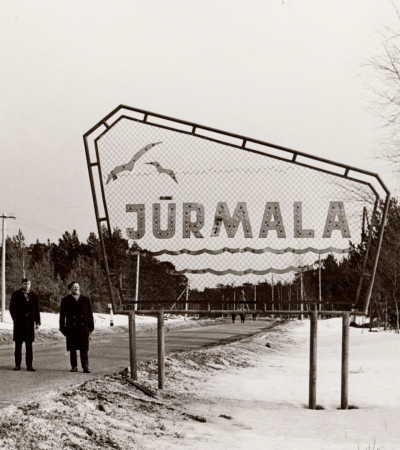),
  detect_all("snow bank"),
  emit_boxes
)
[0,310,189,330]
